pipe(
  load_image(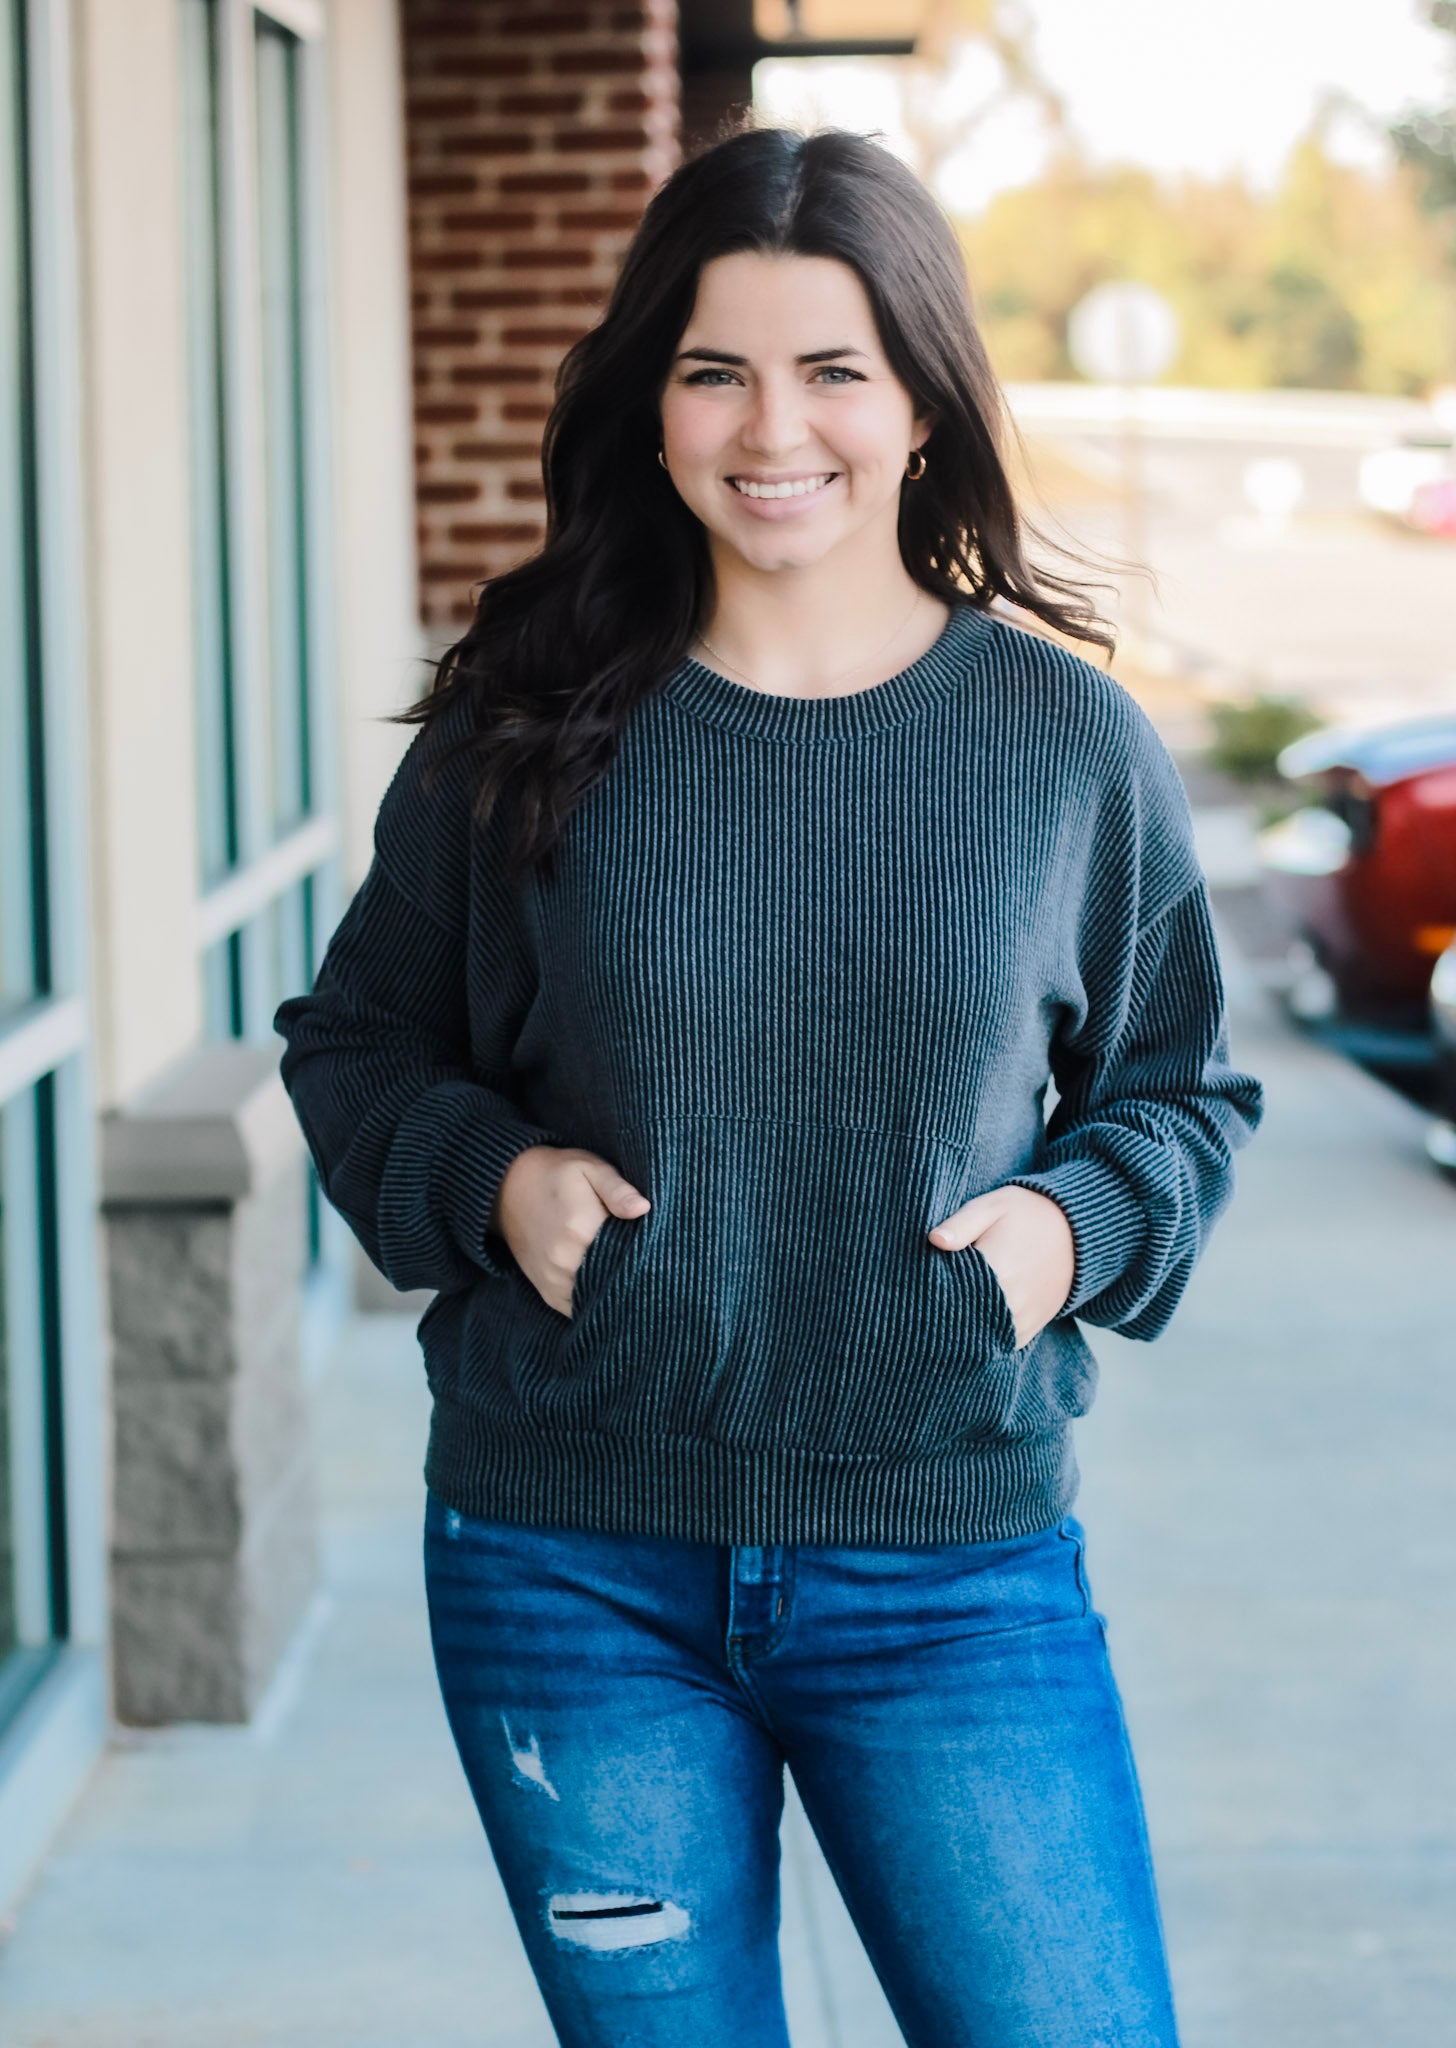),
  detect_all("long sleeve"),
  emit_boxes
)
[272,718,566,1296]
[1003,873,1265,1341]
